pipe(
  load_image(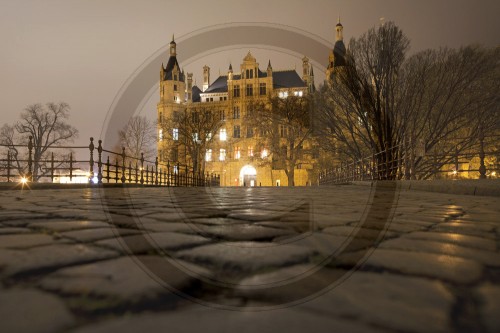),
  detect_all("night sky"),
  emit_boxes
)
[1,0,499,147]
